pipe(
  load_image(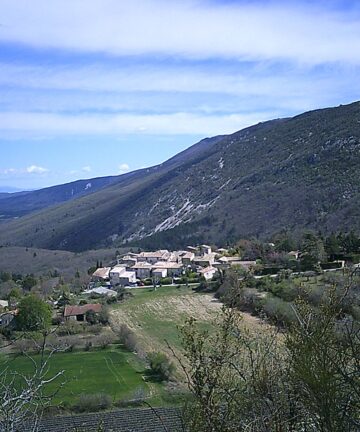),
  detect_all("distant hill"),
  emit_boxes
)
[0,176,121,219]
[1,101,360,251]
[0,246,124,279]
